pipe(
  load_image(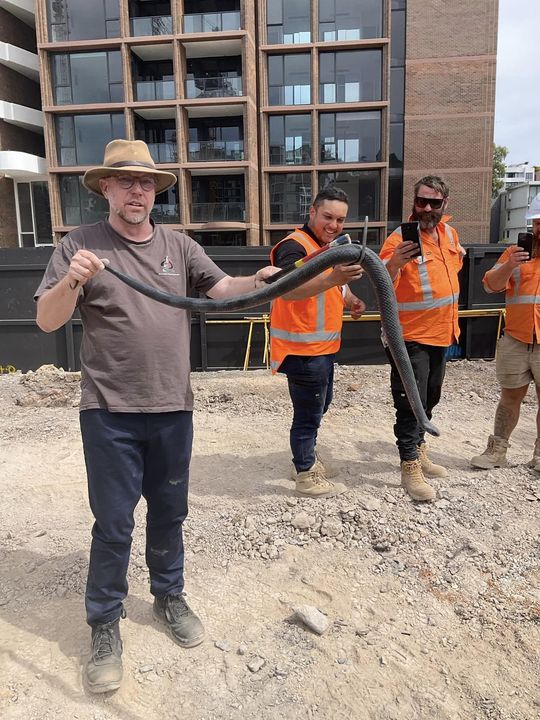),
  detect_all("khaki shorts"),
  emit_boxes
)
[496,333,540,388]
